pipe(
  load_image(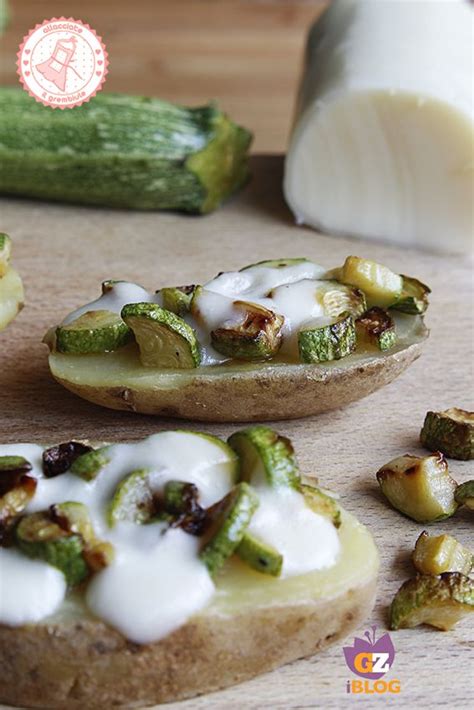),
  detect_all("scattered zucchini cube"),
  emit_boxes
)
[376,452,458,523]
[390,573,474,631]
[420,408,474,460]
[454,480,474,510]
[413,531,473,576]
